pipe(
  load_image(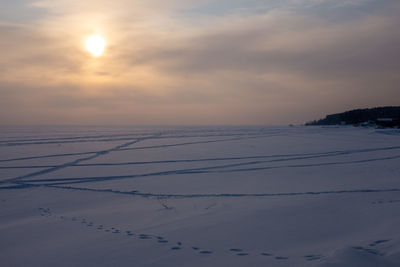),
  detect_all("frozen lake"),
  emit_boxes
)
[1,126,400,266]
